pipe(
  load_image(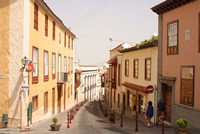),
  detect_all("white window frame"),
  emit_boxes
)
[33,48,38,77]
[52,53,56,75]
[44,51,48,76]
